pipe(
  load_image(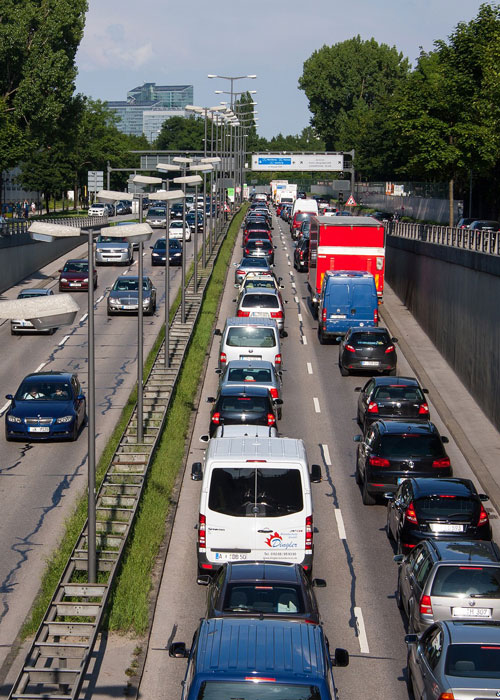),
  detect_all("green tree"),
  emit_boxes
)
[154,115,205,151]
